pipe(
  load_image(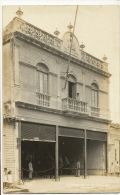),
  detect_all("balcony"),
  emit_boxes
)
[91,106,100,117]
[62,98,88,114]
[36,92,50,107]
